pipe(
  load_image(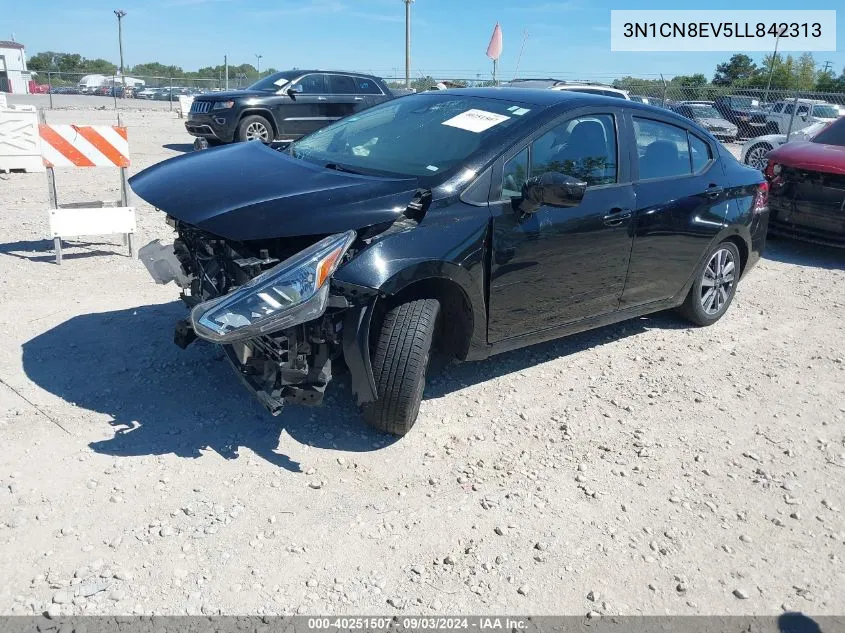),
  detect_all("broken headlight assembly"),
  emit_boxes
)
[190,230,356,343]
